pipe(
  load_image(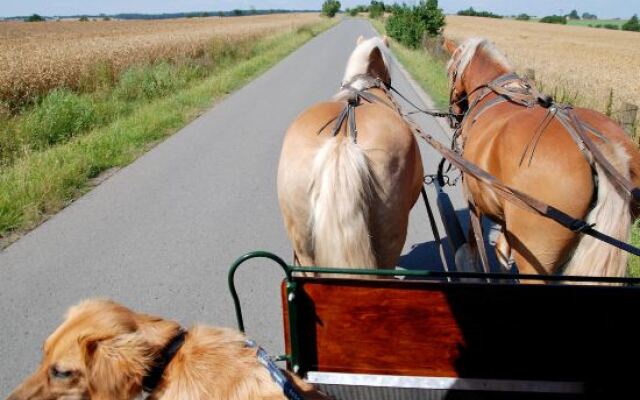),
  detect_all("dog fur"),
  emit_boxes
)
[7,299,328,400]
